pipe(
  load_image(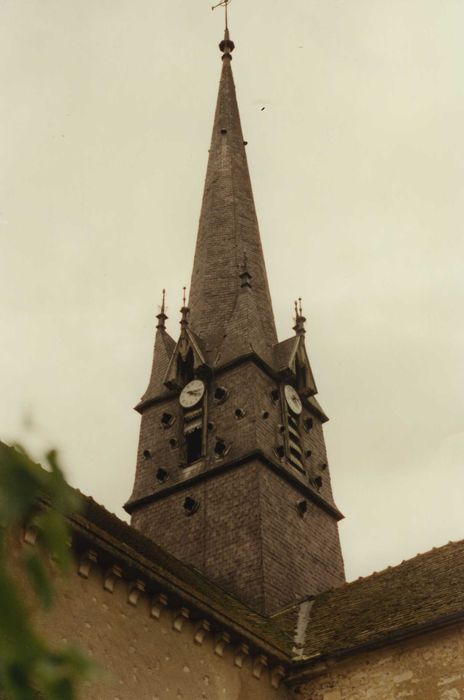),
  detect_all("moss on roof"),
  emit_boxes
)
[276,539,464,663]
